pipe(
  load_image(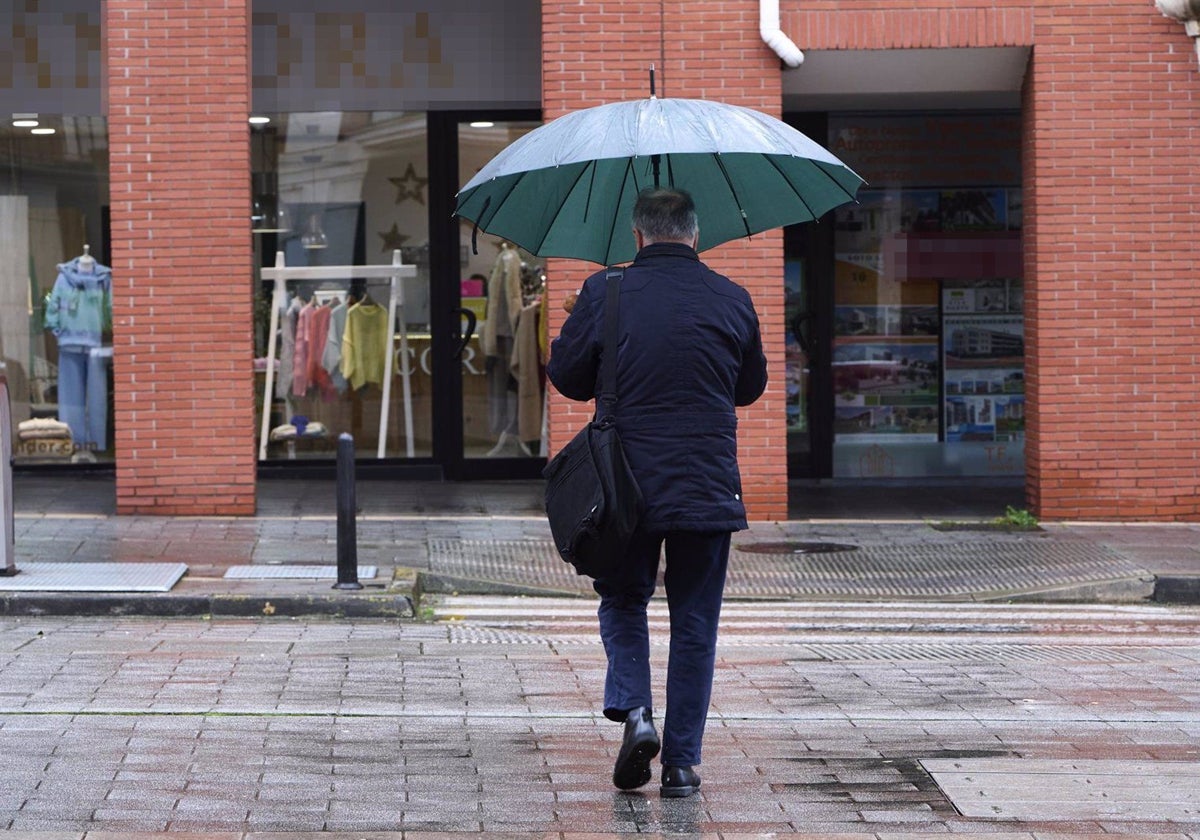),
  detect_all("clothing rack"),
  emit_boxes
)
[259,249,418,460]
